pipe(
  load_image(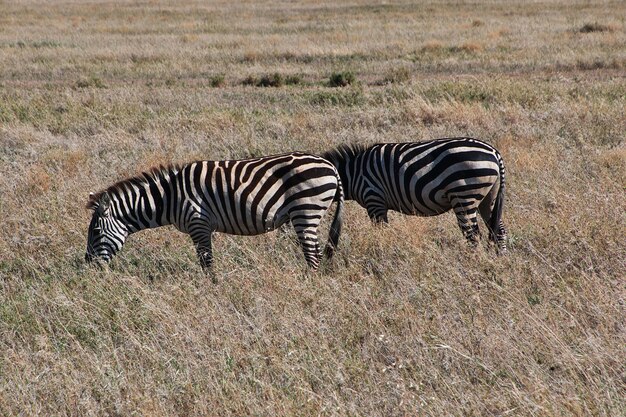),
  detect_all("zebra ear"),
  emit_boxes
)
[97,192,111,216]
[87,192,99,210]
